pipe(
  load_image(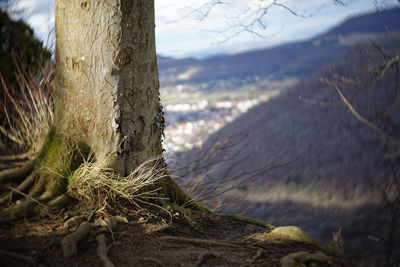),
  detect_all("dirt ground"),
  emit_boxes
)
[0,206,349,266]
[0,201,353,266]
[0,152,351,267]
